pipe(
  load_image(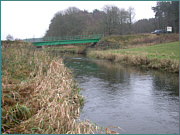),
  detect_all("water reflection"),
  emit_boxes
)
[61,53,179,134]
